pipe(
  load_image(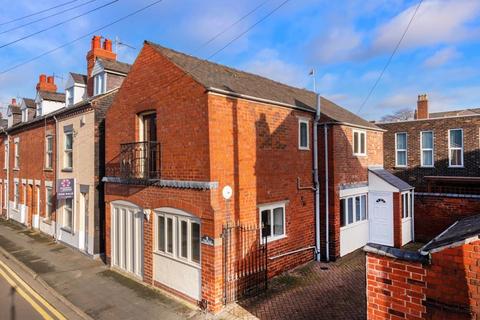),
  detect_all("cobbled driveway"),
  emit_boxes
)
[228,250,366,320]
